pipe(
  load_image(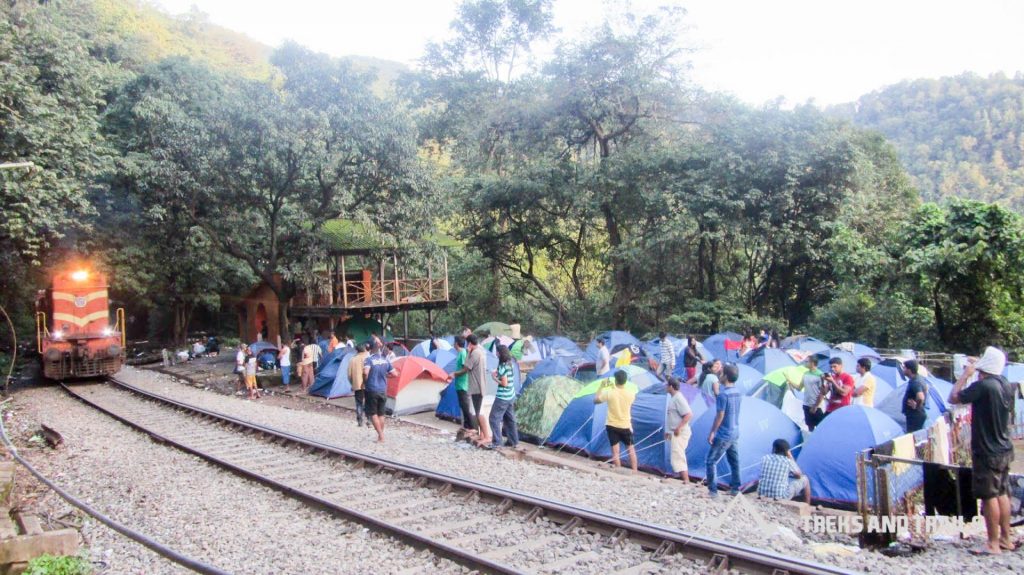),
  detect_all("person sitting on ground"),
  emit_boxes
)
[657,332,676,381]
[739,330,756,356]
[852,357,877,408]
[488,345,520,450]
[758,439,811,503]
[756,328,770,350]
[192,339,206,358]
[948,346,1017,556]
[206,336,220,356]
[363,342,398,443]
[244,347,261,400]
[595,370,638,472]
[664,377,693,482]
